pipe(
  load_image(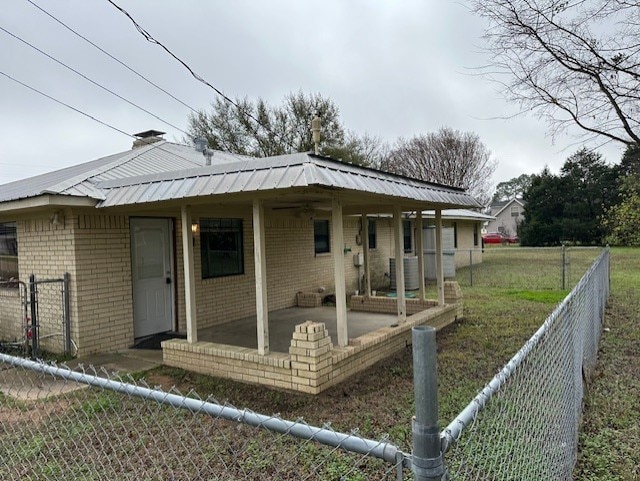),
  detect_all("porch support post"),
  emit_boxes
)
[393,205,407,322]
[253,199,269,355]
[181,204,198,343]
[416,209,426,301]
[361,213,372,297]
[435,208,445,306]
[332,197,348,347]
